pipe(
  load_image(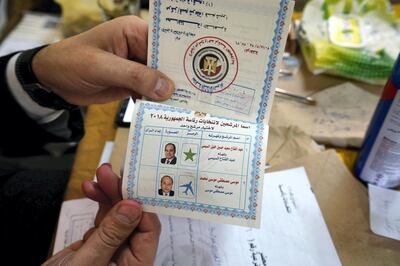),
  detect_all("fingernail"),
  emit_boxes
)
[101,163,112,168]
[116,204,140,224]
[154,78,172,97]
